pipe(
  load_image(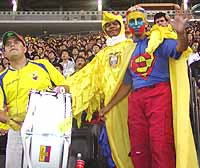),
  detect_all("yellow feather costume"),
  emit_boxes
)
[66,11,135,168]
